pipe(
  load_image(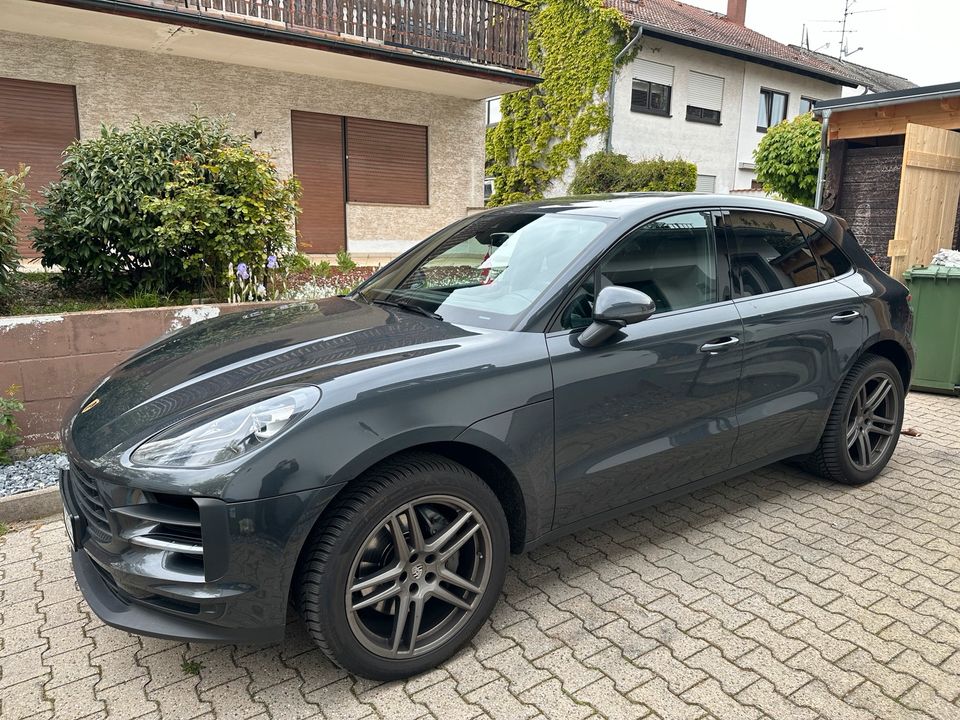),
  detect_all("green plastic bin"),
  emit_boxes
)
[903,265,960,395]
